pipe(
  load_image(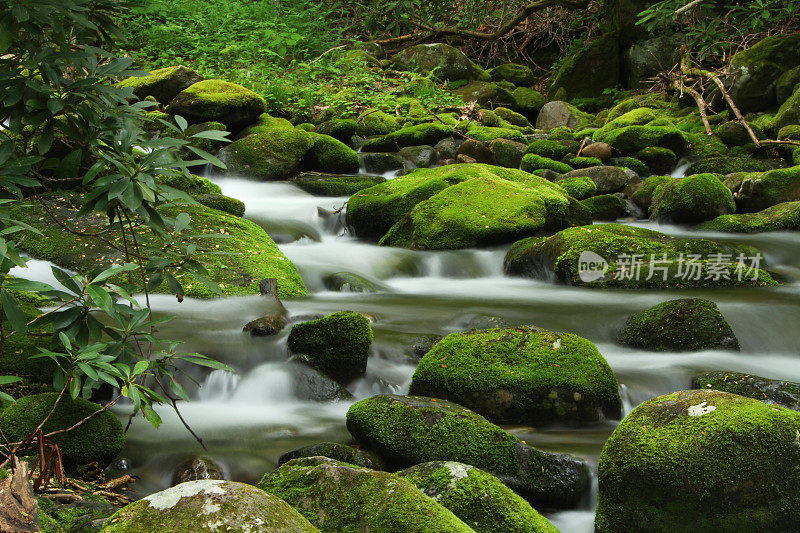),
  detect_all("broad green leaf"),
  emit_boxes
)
[1,289,28,334]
